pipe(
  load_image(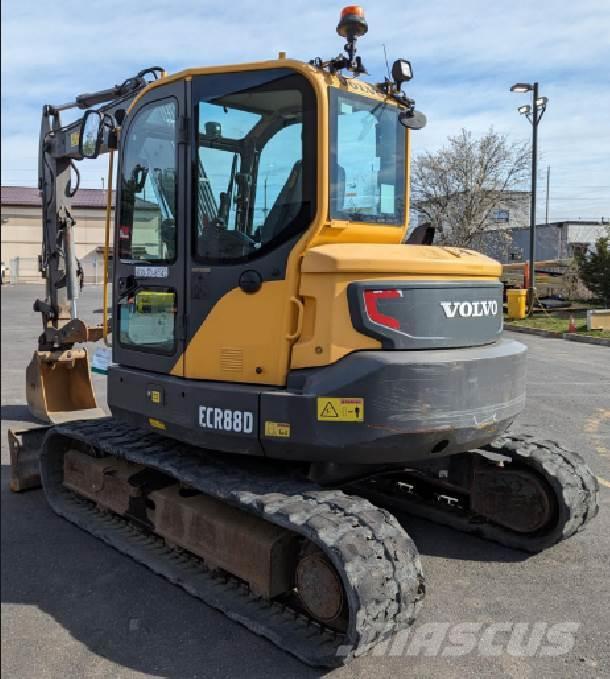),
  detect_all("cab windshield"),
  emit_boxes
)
[330,89,405,225]
[193,69,316,262]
